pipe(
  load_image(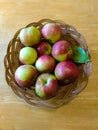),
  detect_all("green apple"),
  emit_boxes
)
[19,47,37,65]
